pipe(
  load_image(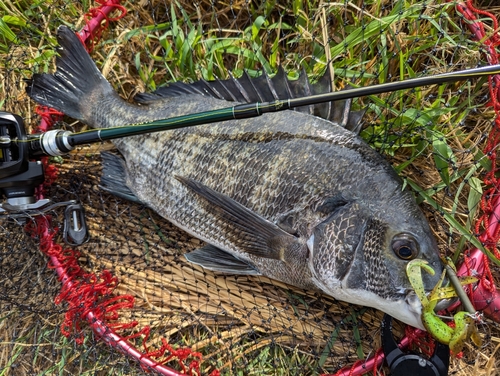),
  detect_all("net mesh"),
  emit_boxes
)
[1,0,500,375]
